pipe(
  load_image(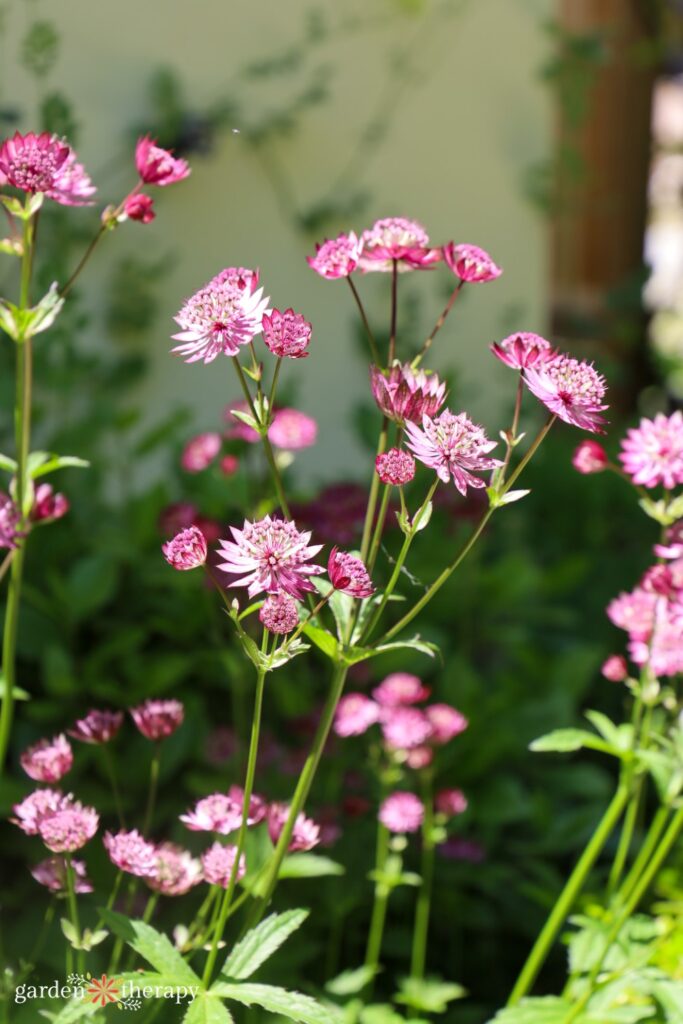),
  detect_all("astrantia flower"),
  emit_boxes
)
[31,856,93,894]
[68,709,124,745]
[130,699,184,741]
[172,271,270,364]
[135,136,190,186]
[31,483,69,523]
[162,527,207,570]
[201,842,246,887]
[38,802,99,853]
[491,331,553,370]
[268,408,318,450]
[405,746,434,770]
[103,830,157,877]
[379,792,424,833]
[523,355,608,433]
[11,789,72,835]
[628,601,683,677]
[267,803,320,852]
[328,548,374,598]
[619,411,683,488]
[307,232,361,279]
[217,515,324,600]
[372,673,430,707]
[602,655,628,682]
[607,588,657,641]
[358,217,440,272]
[572,439,608,474]
[405,410,501,494]
[375,448,415,486]
[123,192,155,223]
[0,132,95,205]
[641,564,675,597]
[334,693,380,737]
[259,593,300,634]
[20,734,73,783]
[47,151,96,206]
[262,309,311,359]
[371,363,447,425]
[381,706,432,750]
[228,785,268,825]
[435,789,468,817]
[180,793,244,835]
[0,494,21,550]
[443,243,502,283]
[181,432,222,472]
[146,843,203,896]
[425,703,468,744]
